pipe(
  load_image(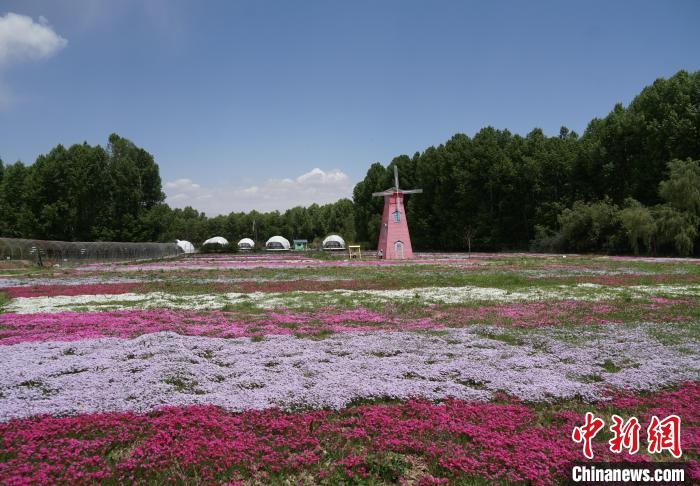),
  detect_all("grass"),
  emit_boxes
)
[295,329,334,340]
[600,359,622,373]
[28,253,700,318]
[131,267,559,296]
[105,443,140,466]
[221,300,265,313]
[0,291,8,313]
[92,251,700,296]
[18,379,54,396]
[475,329,524,346]
[61,299,143,310]
[196,350,214,360]
[647,320,700,345]
[163,375,202,394]
[422,329,450,337]
[370,350,402,357]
